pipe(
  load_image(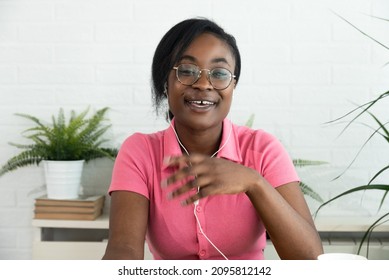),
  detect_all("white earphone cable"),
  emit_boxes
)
[169,120,232,159]
[193,203,228,260]
[168,119,232,260]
